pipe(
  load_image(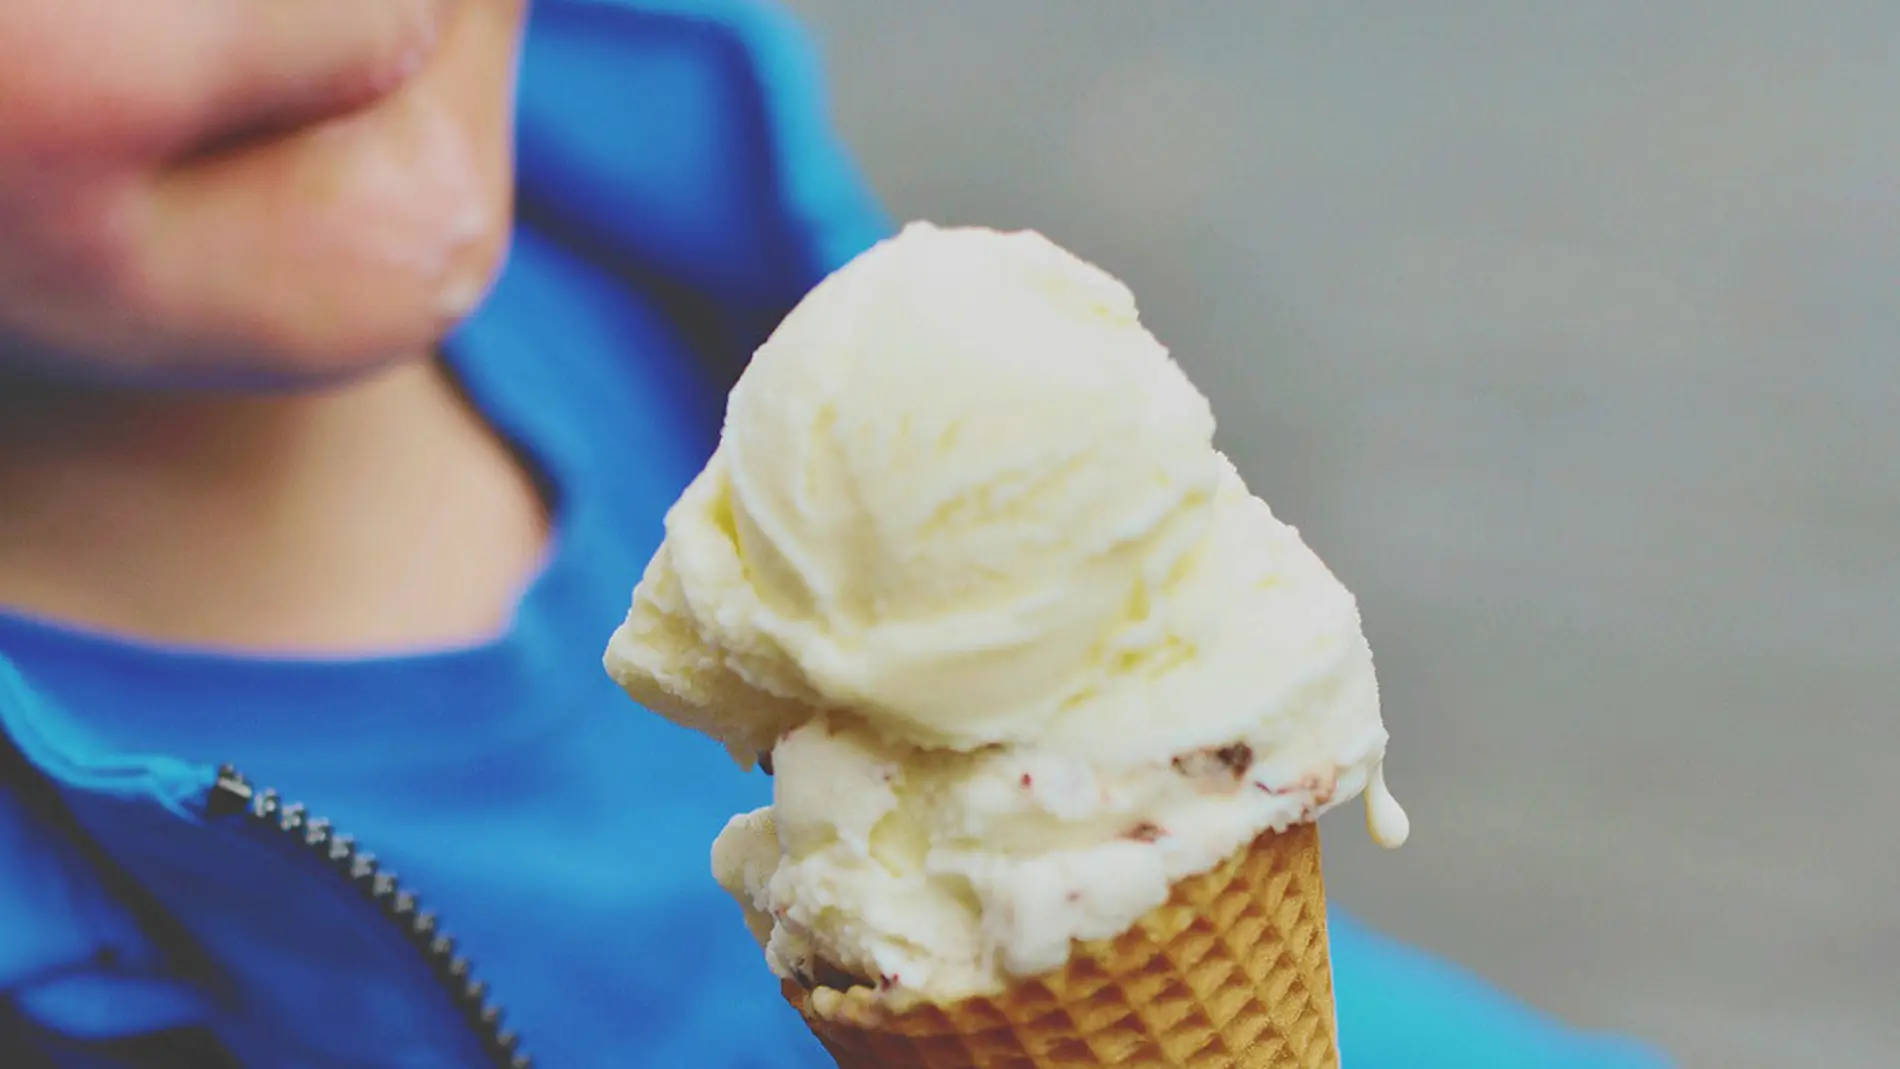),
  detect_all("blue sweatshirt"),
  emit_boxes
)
[0,2,1671,1066]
